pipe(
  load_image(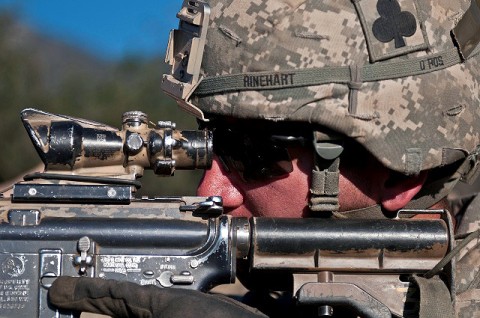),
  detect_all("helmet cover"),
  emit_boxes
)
[190,0,480,177]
